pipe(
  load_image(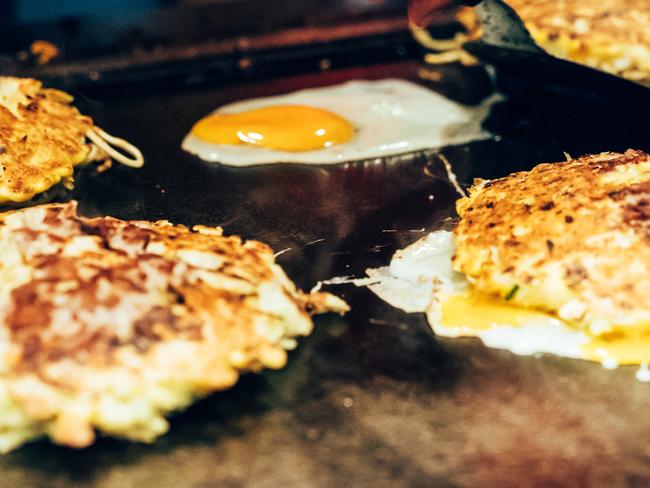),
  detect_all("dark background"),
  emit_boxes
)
[0,0,405,60]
